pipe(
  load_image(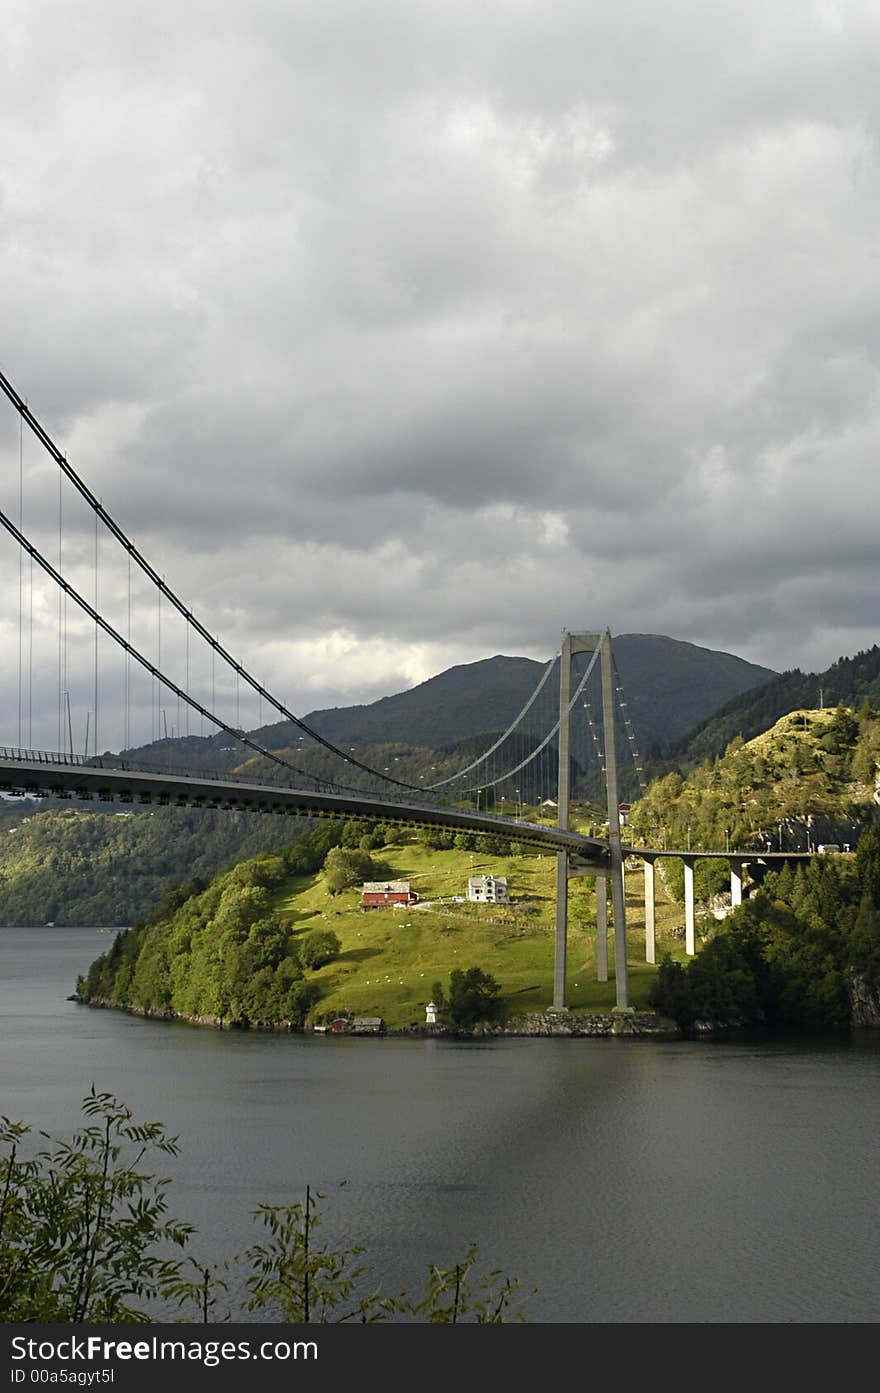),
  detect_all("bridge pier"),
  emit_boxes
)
[730,859,744,906]
[596,874,608,981]
[643,859,655,964]
[683,858,696,955]
[554,850,569,1009]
